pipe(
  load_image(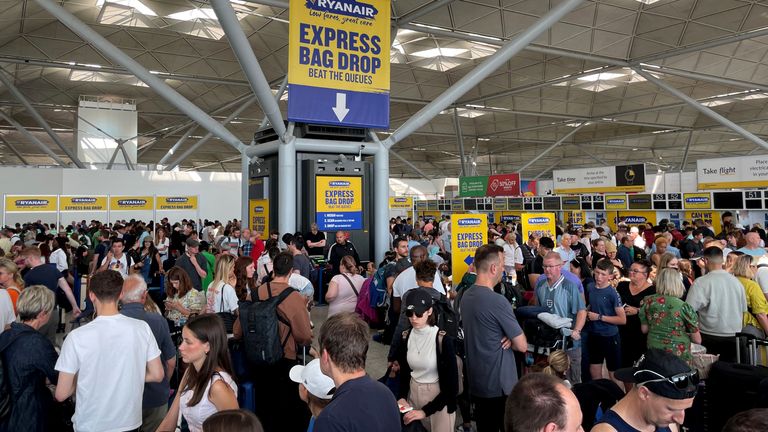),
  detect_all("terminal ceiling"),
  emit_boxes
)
[0,0,768,178]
